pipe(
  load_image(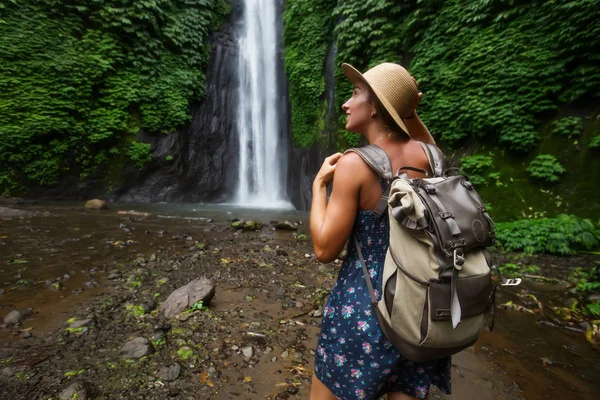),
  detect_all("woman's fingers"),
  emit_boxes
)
[327,153,343,165]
